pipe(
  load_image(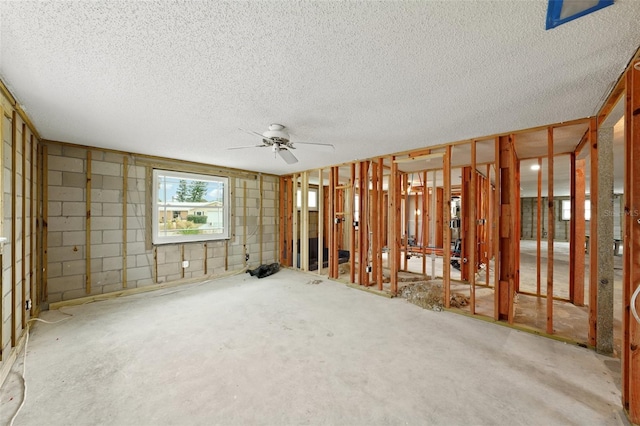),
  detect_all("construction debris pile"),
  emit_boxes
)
[399,280,470,311]
[450,292,470,308]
